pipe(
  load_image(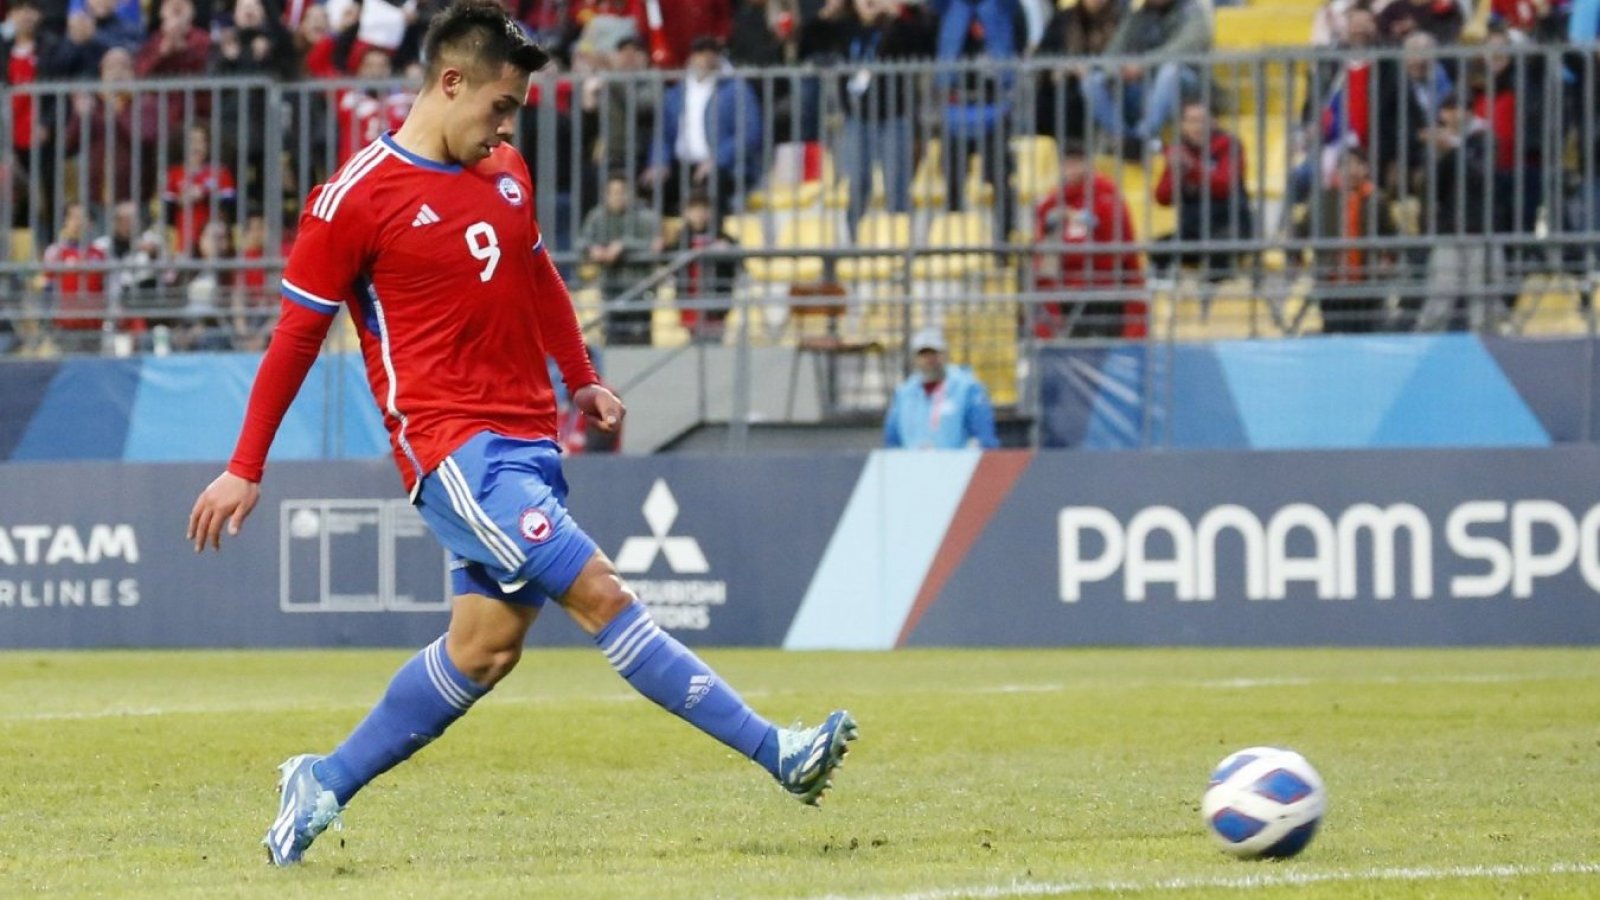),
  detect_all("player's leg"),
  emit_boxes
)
[559,550,857,805]
[310,589,536,805]
[264,584,538,866]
